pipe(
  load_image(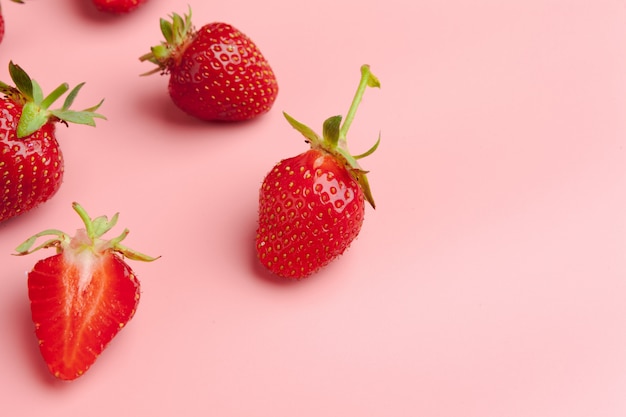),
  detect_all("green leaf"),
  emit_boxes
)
[61,82,84,110]
[31,80,44,104]
[116,242,161,262]
[41,82,70,110]
[0,81,18,97]
[322,115,342,148]
[354,133,381,159]
[81,98,105,114]
[49,109,106,126]
[159,17,173,43]
[362,65,381,88]
[171,13,185,40]
[13,229,67,255]
[17,102,49,138]
[8,61,33,100]
[91,213,118,238]
[283,112,321,146]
